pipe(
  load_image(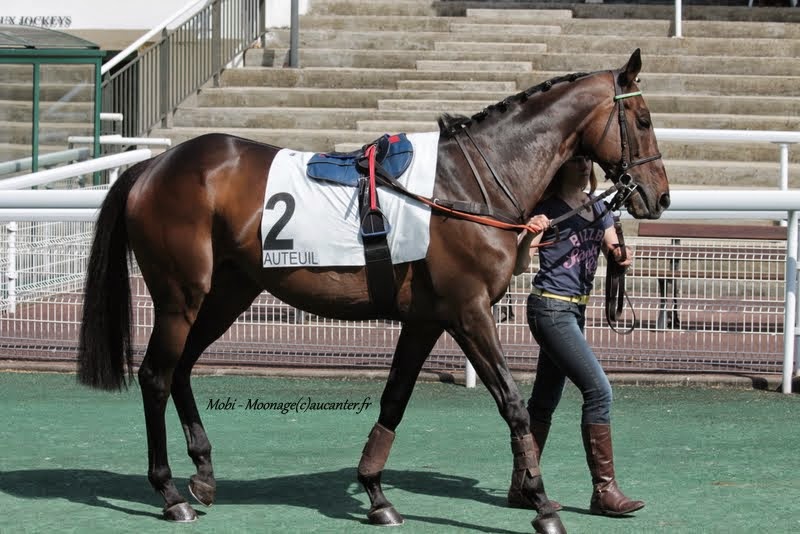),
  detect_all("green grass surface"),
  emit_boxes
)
[1,372,799,533]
